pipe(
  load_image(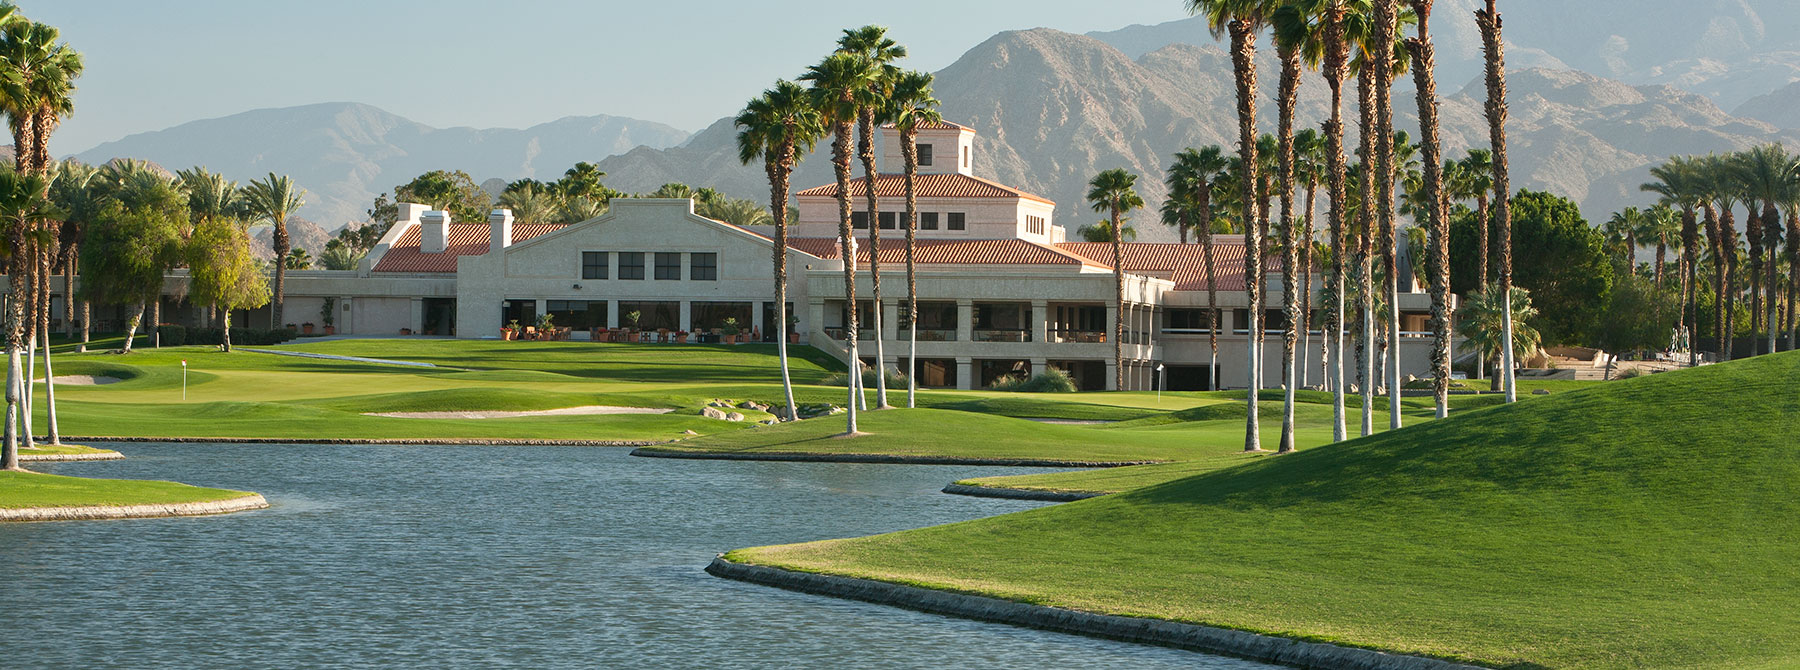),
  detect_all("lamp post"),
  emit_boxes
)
[181,359,187,401]
[1156,363,1165,402]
